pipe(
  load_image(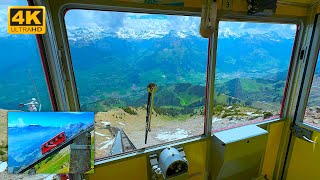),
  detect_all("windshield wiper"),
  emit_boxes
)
[145,83,158,144]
